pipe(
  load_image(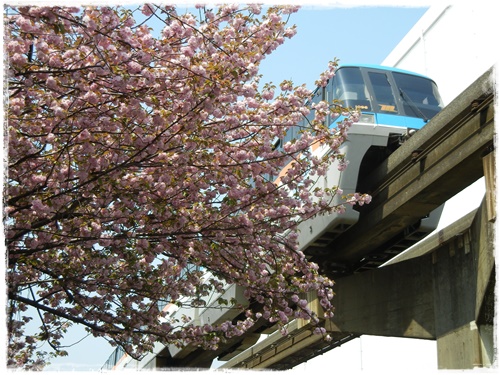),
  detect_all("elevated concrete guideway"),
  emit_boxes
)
[308,67,495,277]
